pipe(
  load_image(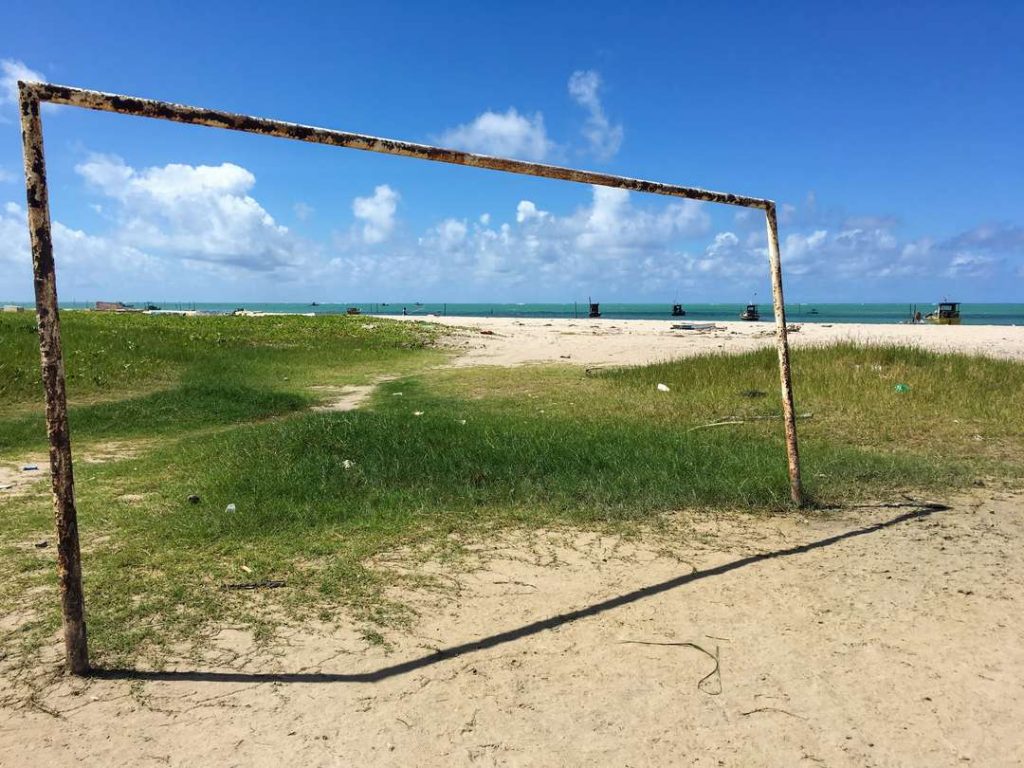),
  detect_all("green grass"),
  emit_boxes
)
[1,313,1021,674]
[0,312,442,455]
